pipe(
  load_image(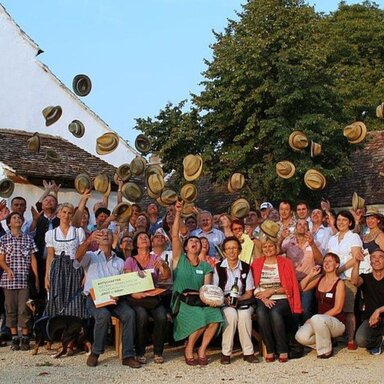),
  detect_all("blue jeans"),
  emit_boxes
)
[86,296,136,359]
[355,318,384,349]
[255,299,291,354]
[301,289,314,323]
[133,304,168,356]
